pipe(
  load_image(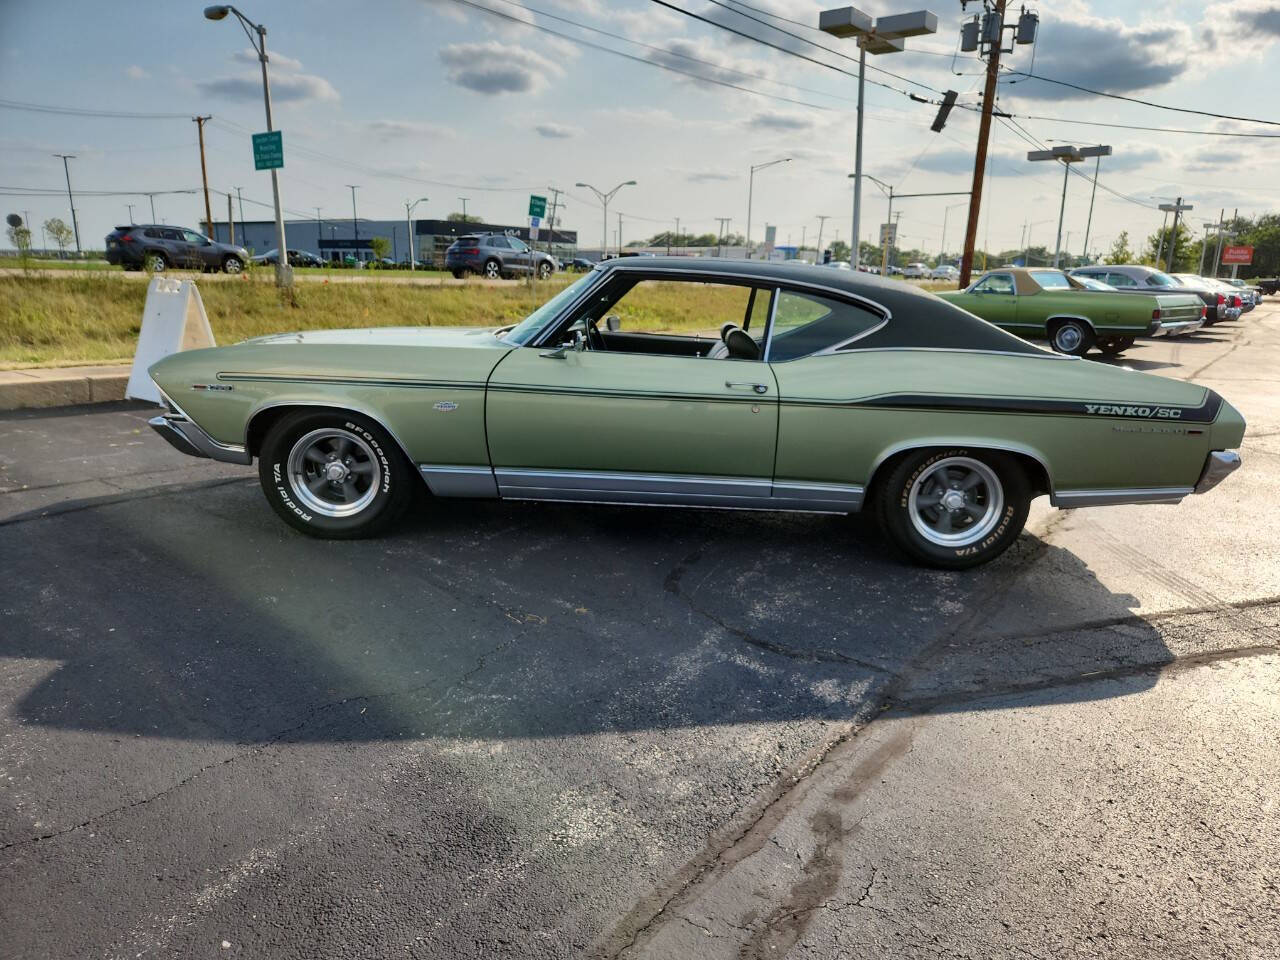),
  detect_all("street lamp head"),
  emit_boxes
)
[623,180,637,186]
[203,5,230,20]
[574,182,588,188]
